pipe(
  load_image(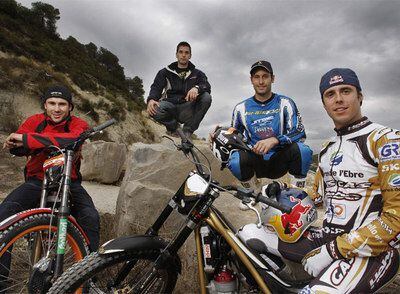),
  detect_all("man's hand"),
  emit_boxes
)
[185,87,199,102]
[3,133,23,149]
[252,137,279,155]
[147,99,159,116]
[208,125,220,149]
